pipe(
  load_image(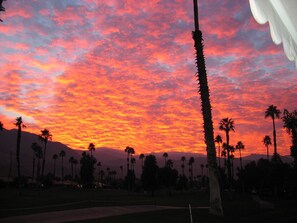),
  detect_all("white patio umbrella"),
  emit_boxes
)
[249,0,297,68]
